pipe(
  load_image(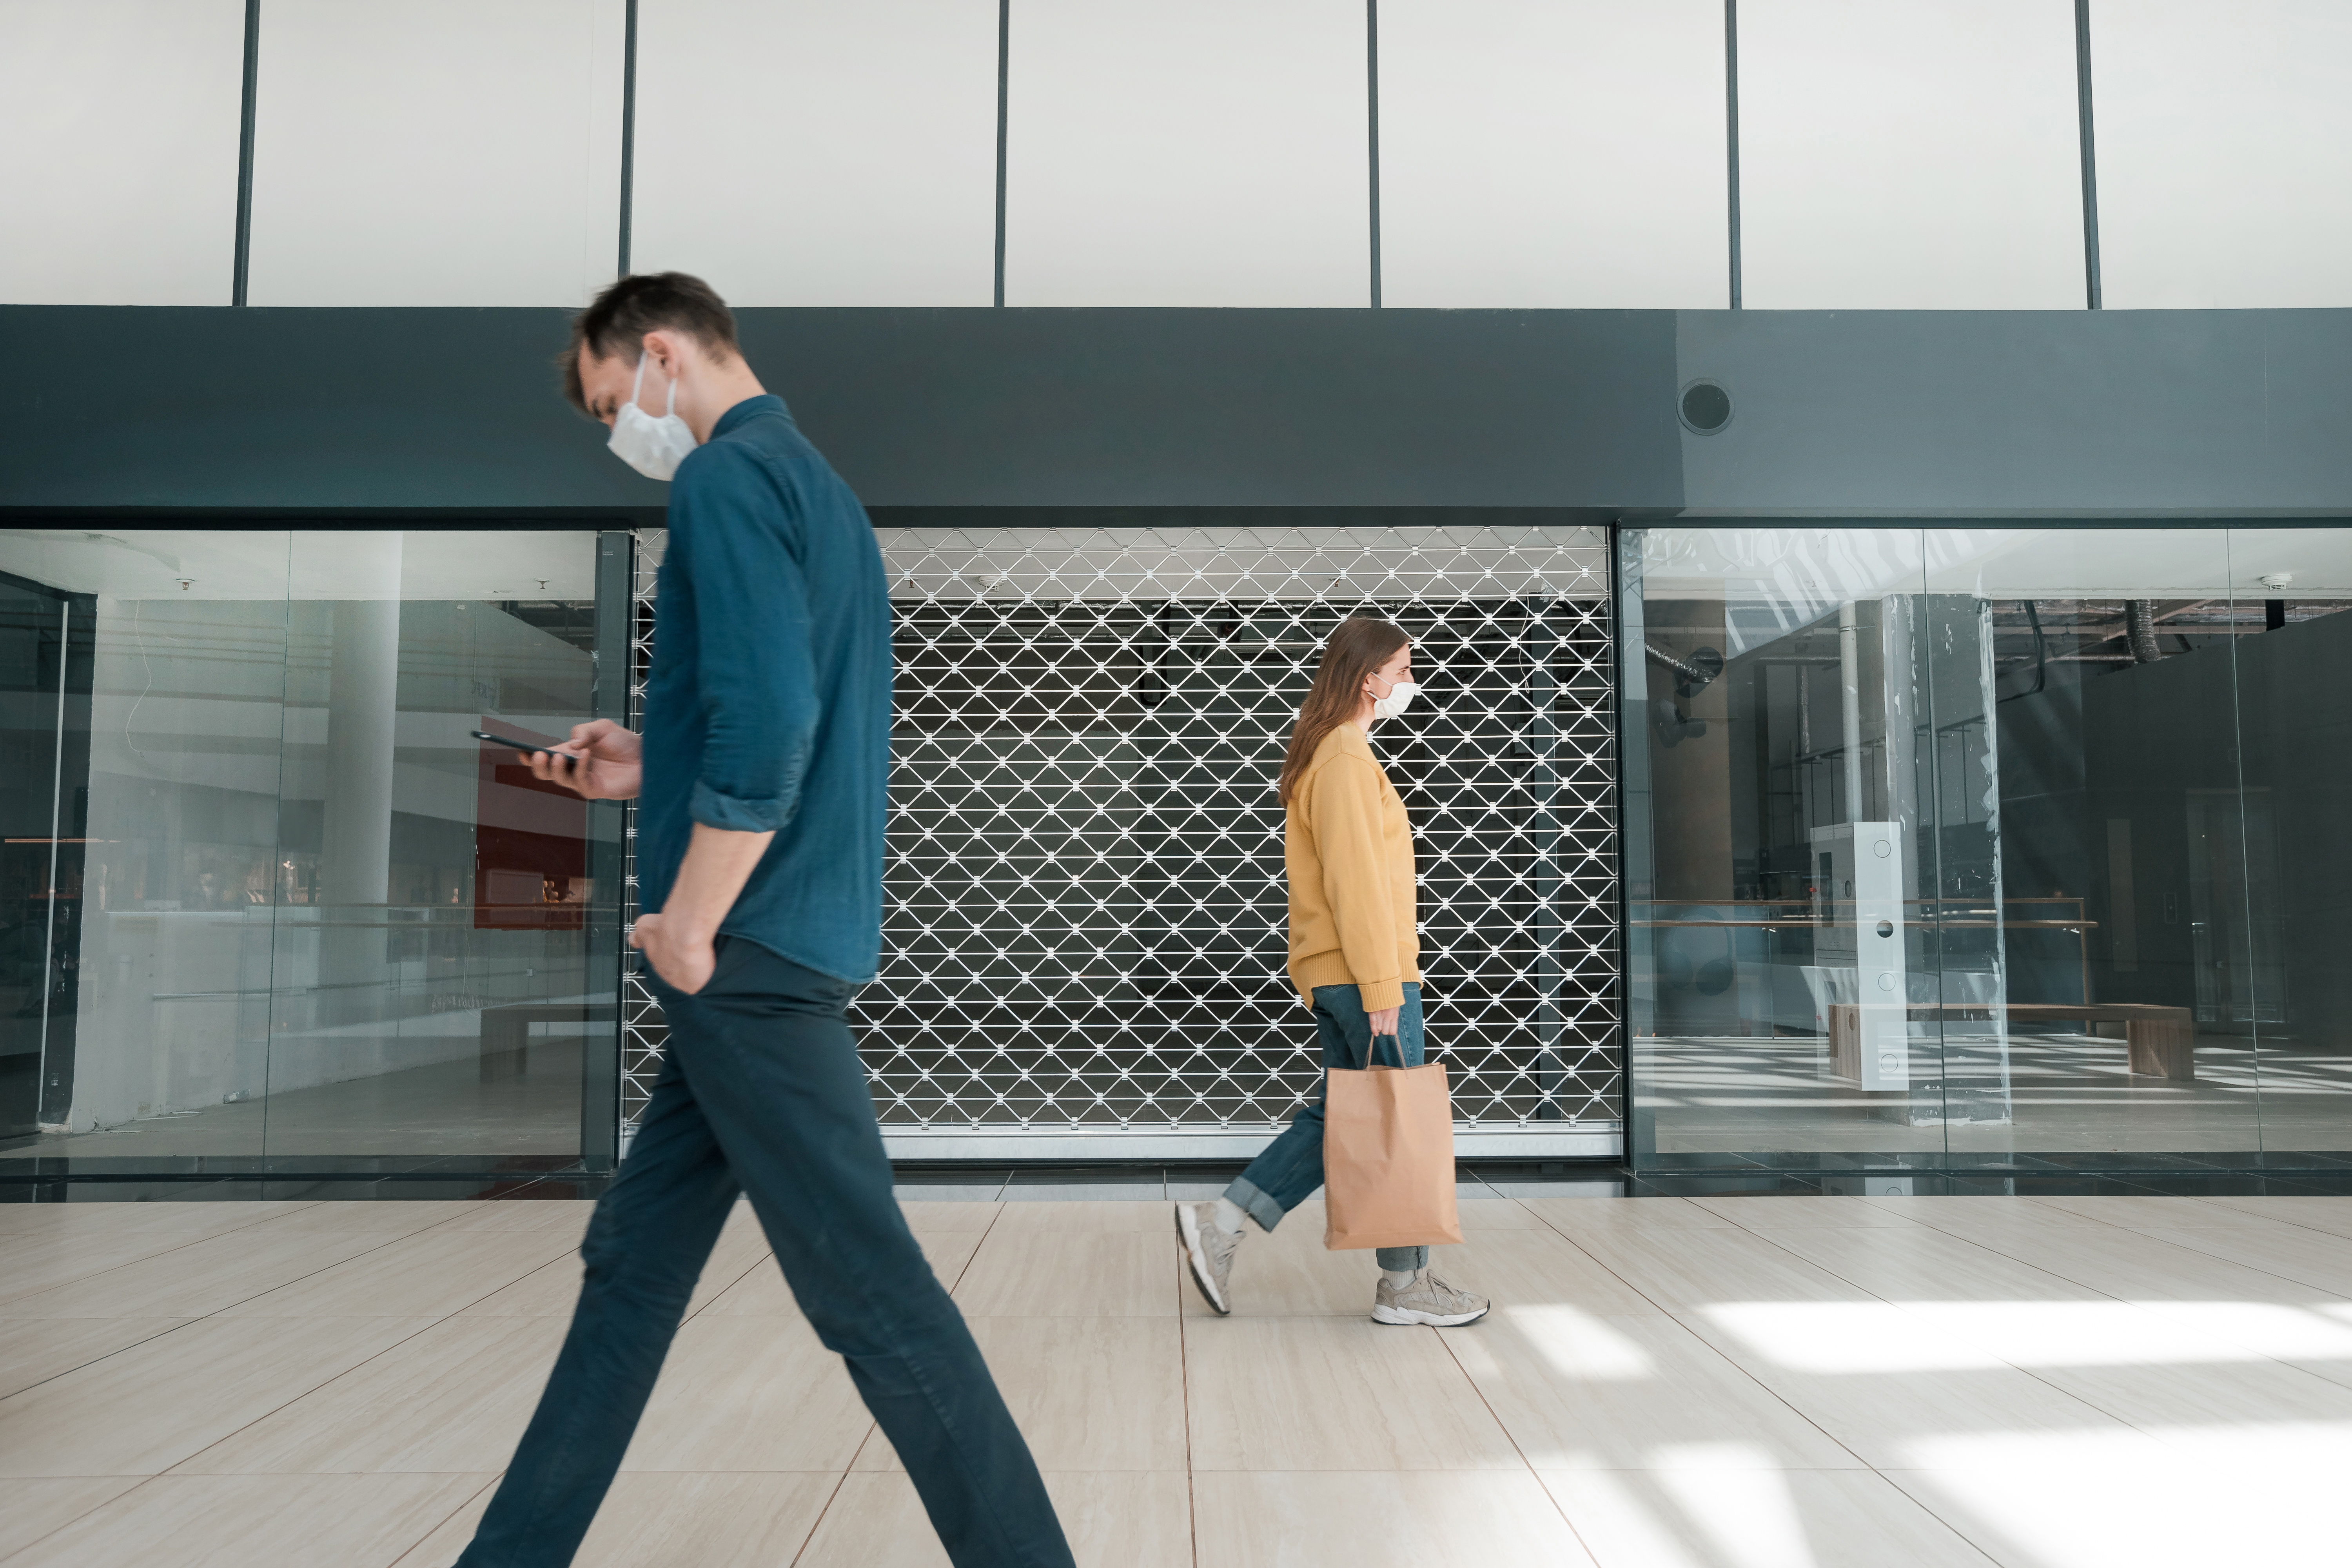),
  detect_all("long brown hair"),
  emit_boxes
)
[1277,616,1410,804]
